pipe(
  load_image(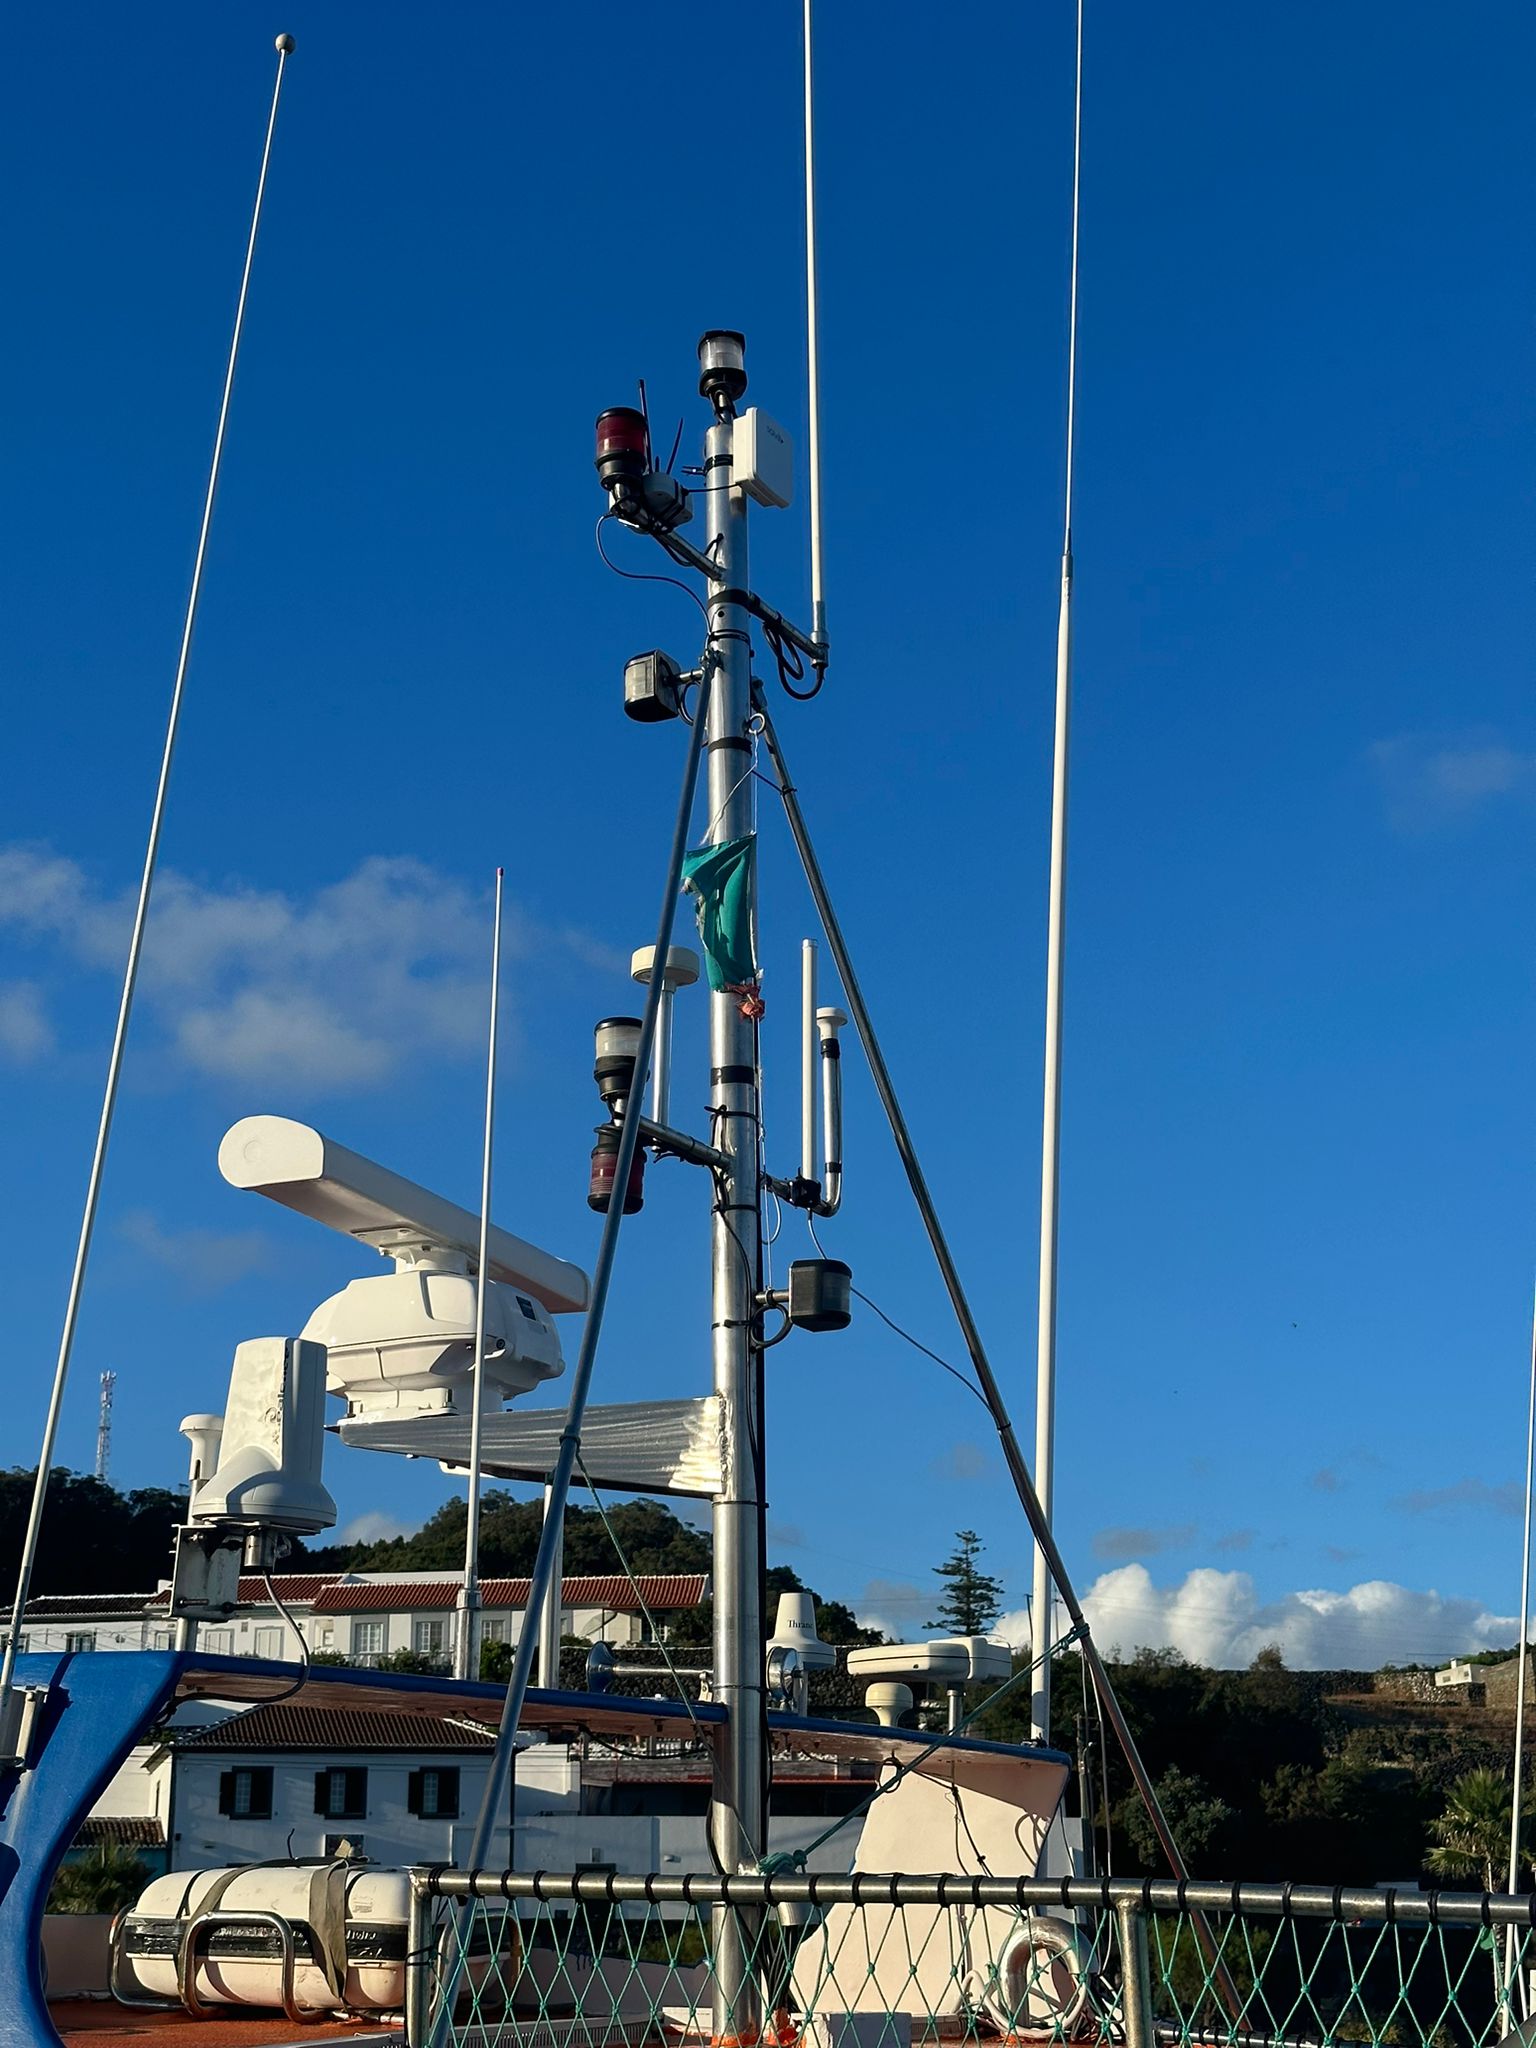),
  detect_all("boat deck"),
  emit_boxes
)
[49,2005,398,2048]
